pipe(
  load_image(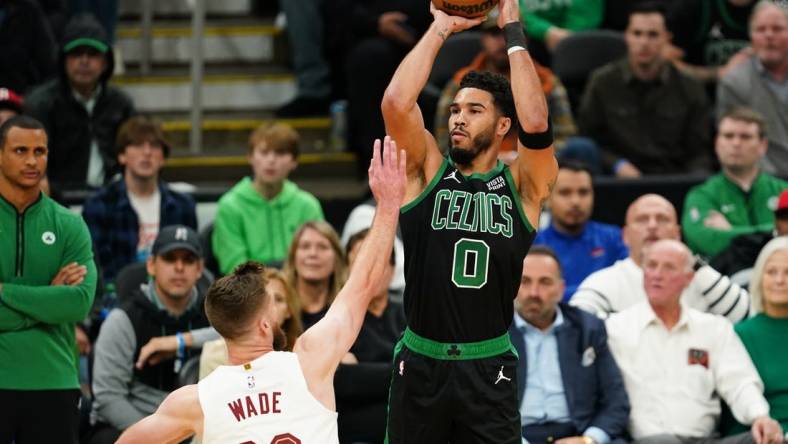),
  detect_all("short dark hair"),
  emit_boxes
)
[205,261,269,340]
[558,159,594,181]
[346,228,396,266]
[0,115,46,149]
[459,70,517,132]
[527,245,563,278]
[628,1,667,19]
